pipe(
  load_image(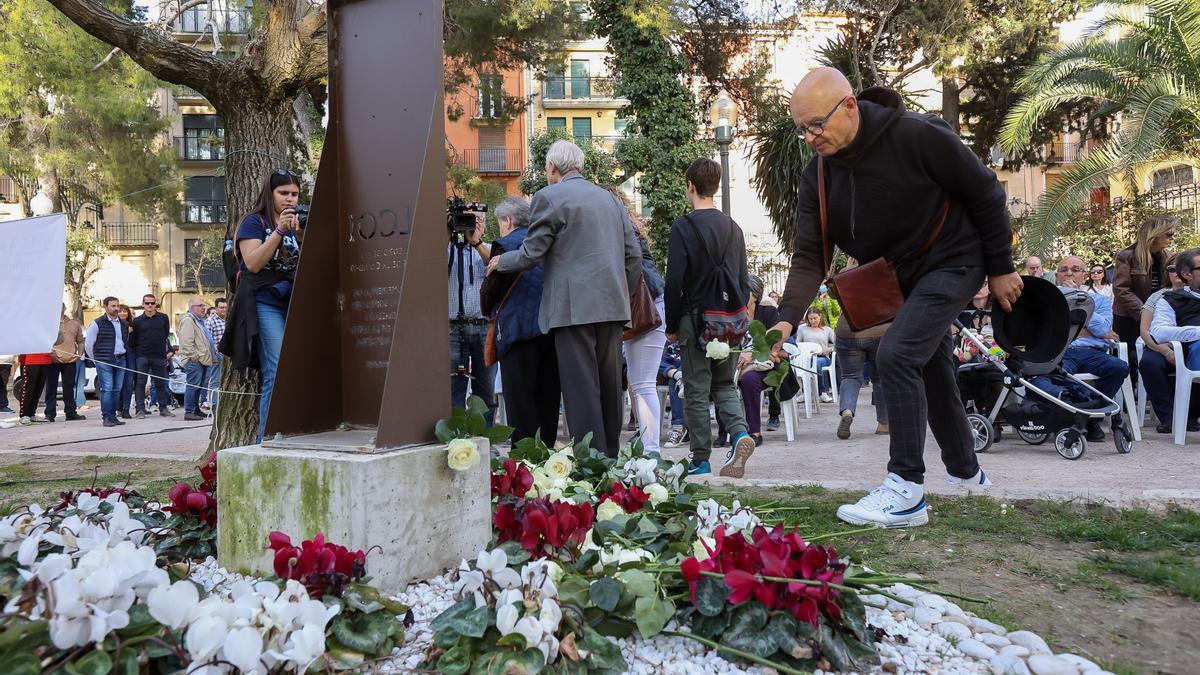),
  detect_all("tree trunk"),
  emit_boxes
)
[205,96,298,455]
[941,77,961,135]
